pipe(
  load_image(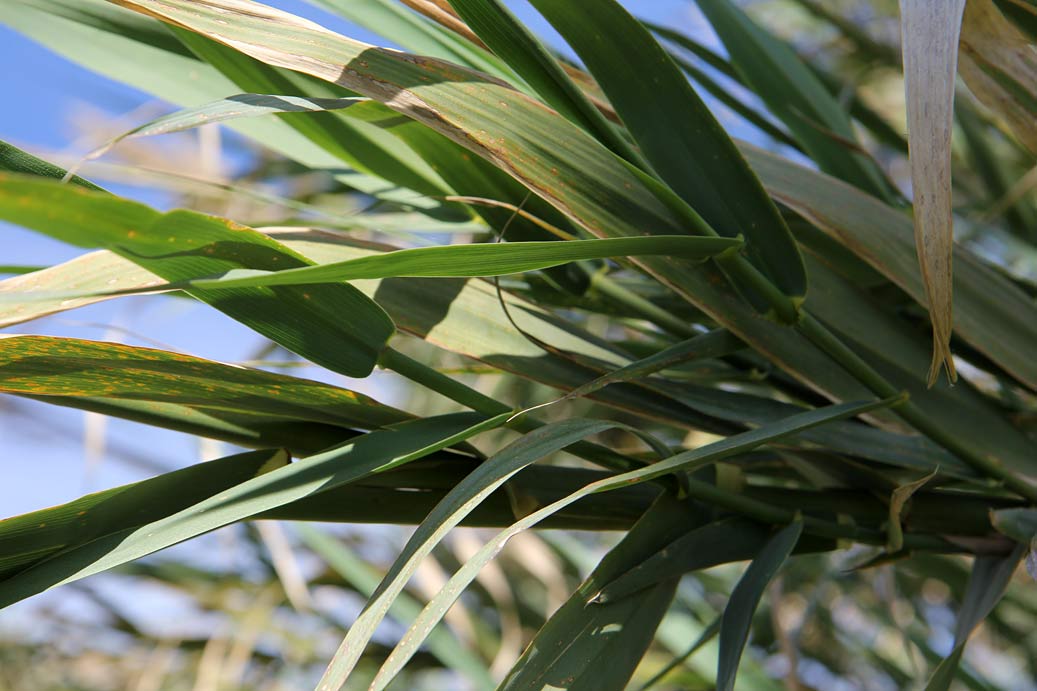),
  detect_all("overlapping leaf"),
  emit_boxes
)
[0,448,287,582]
[0,412,505,608]
[0,335,409,430]
[0,174,395,377]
